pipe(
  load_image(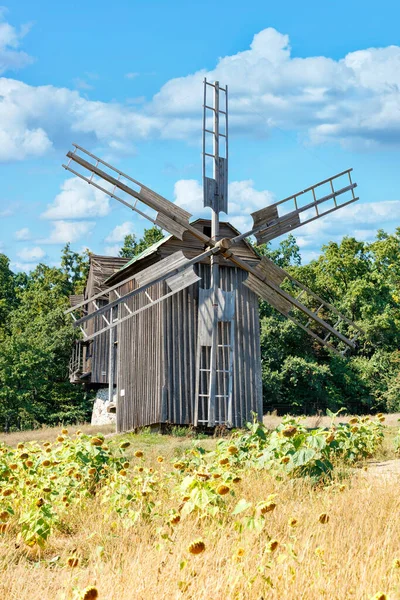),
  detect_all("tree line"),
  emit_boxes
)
[0,227,398,430]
